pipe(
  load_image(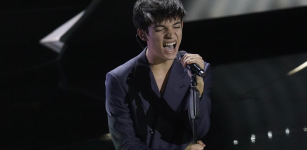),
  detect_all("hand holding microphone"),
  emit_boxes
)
[176,50,206,95]
[176,51,206,77]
